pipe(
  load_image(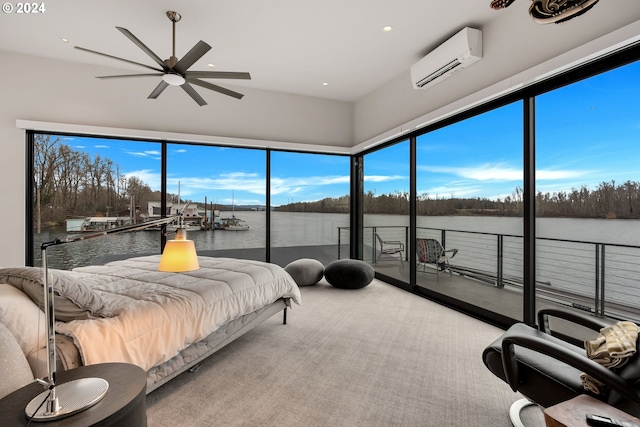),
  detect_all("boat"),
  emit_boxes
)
[214,215,250,231]
[144,200,205,231]
[74,217,131,233]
